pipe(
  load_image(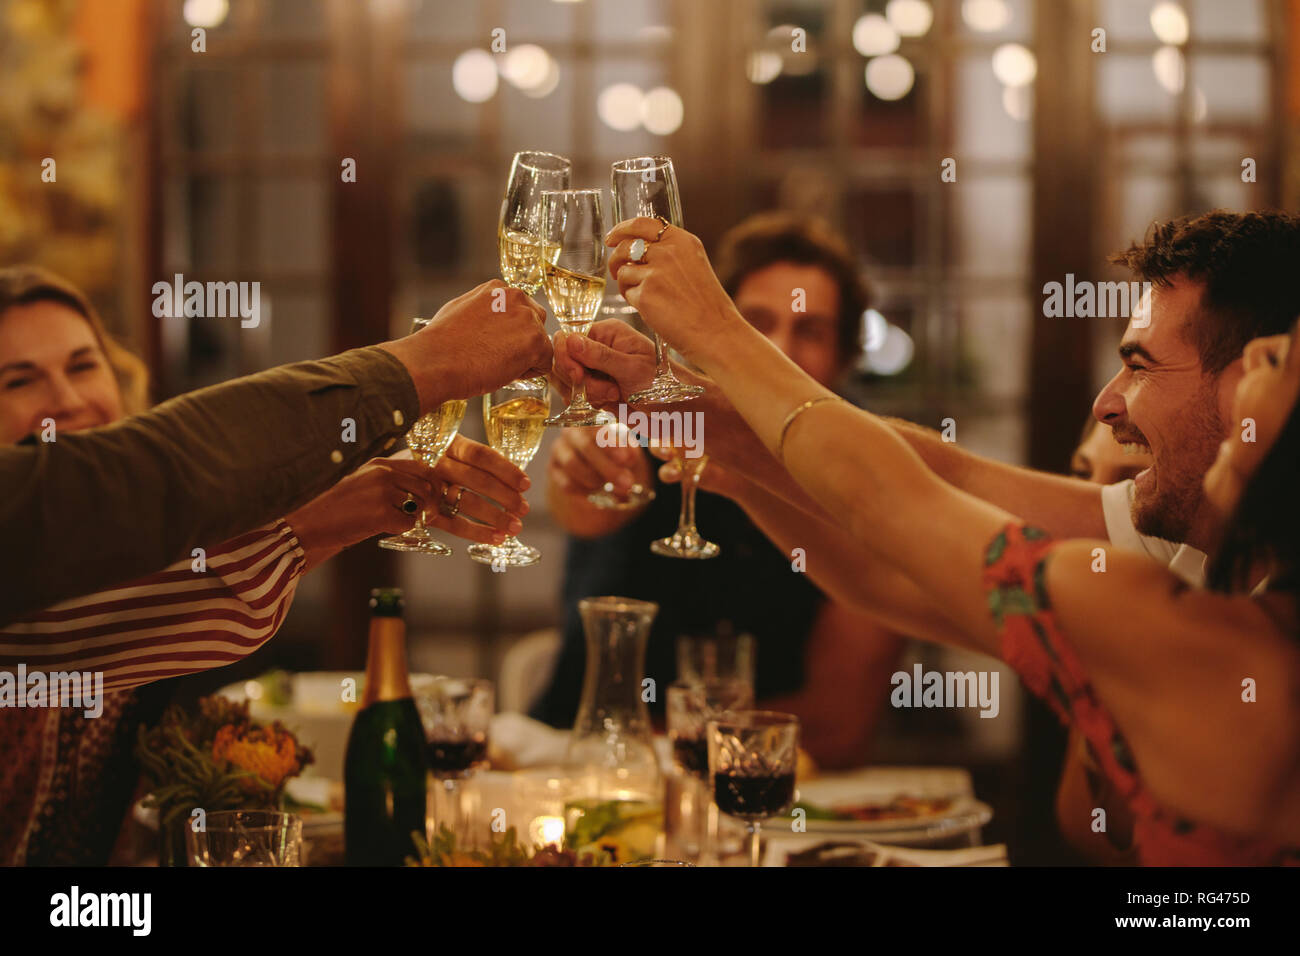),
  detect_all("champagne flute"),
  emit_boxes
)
[467,379,550,567]
[650,446,719,559]
[540,189,613,427]
[500,150,571,295]
[500,150,570,397]
[707,711,800,868]
[415,677,493,850]
[610,156,705,405]
[379,317,468,554]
